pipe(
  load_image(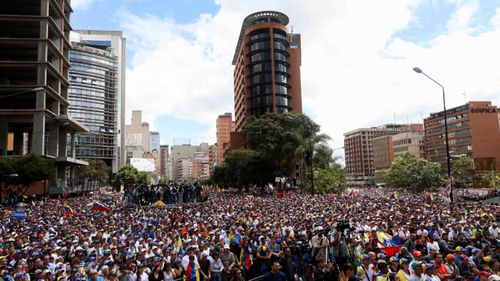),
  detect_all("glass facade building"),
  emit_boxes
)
[68,42,117,166]
[232,11,302,132]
